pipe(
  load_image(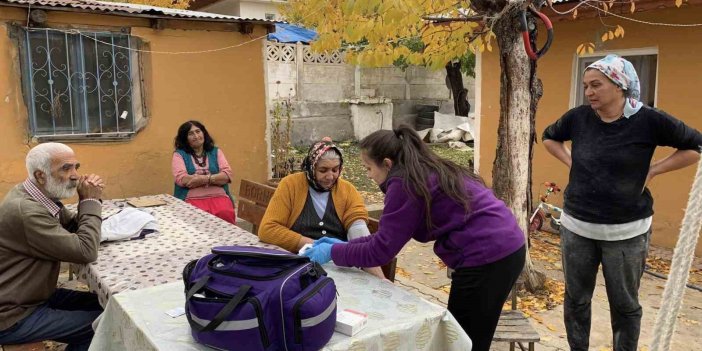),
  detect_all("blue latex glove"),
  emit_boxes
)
[313,237,344,247]
[302,242,334,264]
